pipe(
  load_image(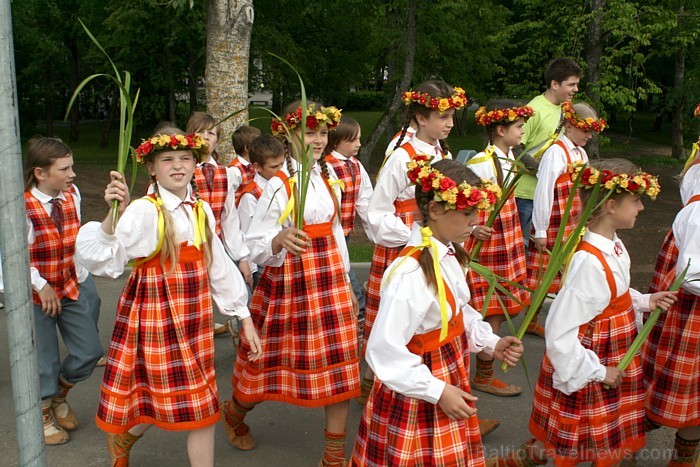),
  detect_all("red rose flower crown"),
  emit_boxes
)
[475,105,535,126]
[568,160,660,200]
[271,105,342,137]
[134,133,209,164]
[406,154,502,211]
